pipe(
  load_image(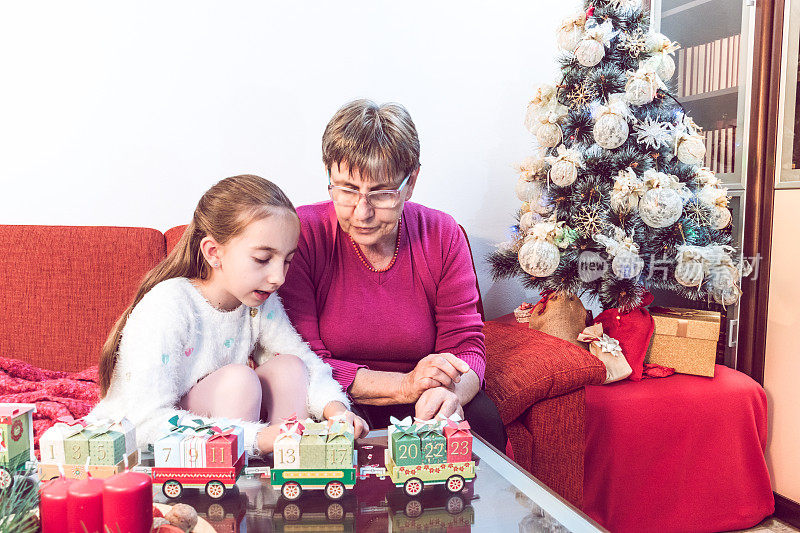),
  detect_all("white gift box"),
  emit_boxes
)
[108,417,137,455]
[154,431,187,468]
[180,433,207,468]
[273,423,302,469]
